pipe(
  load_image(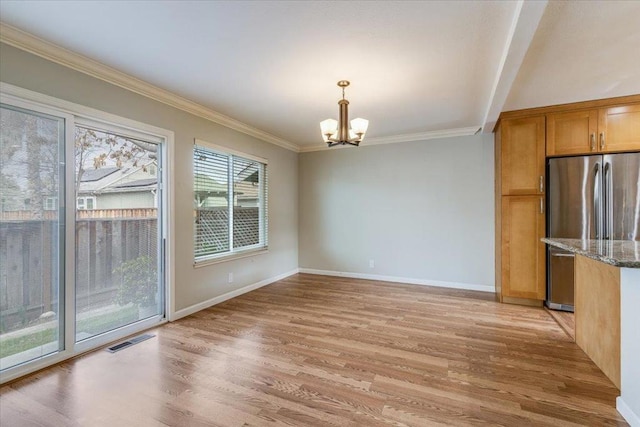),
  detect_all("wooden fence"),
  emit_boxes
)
[0,216,157,332]
[0,207,258,332]
[0,208,157,221]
